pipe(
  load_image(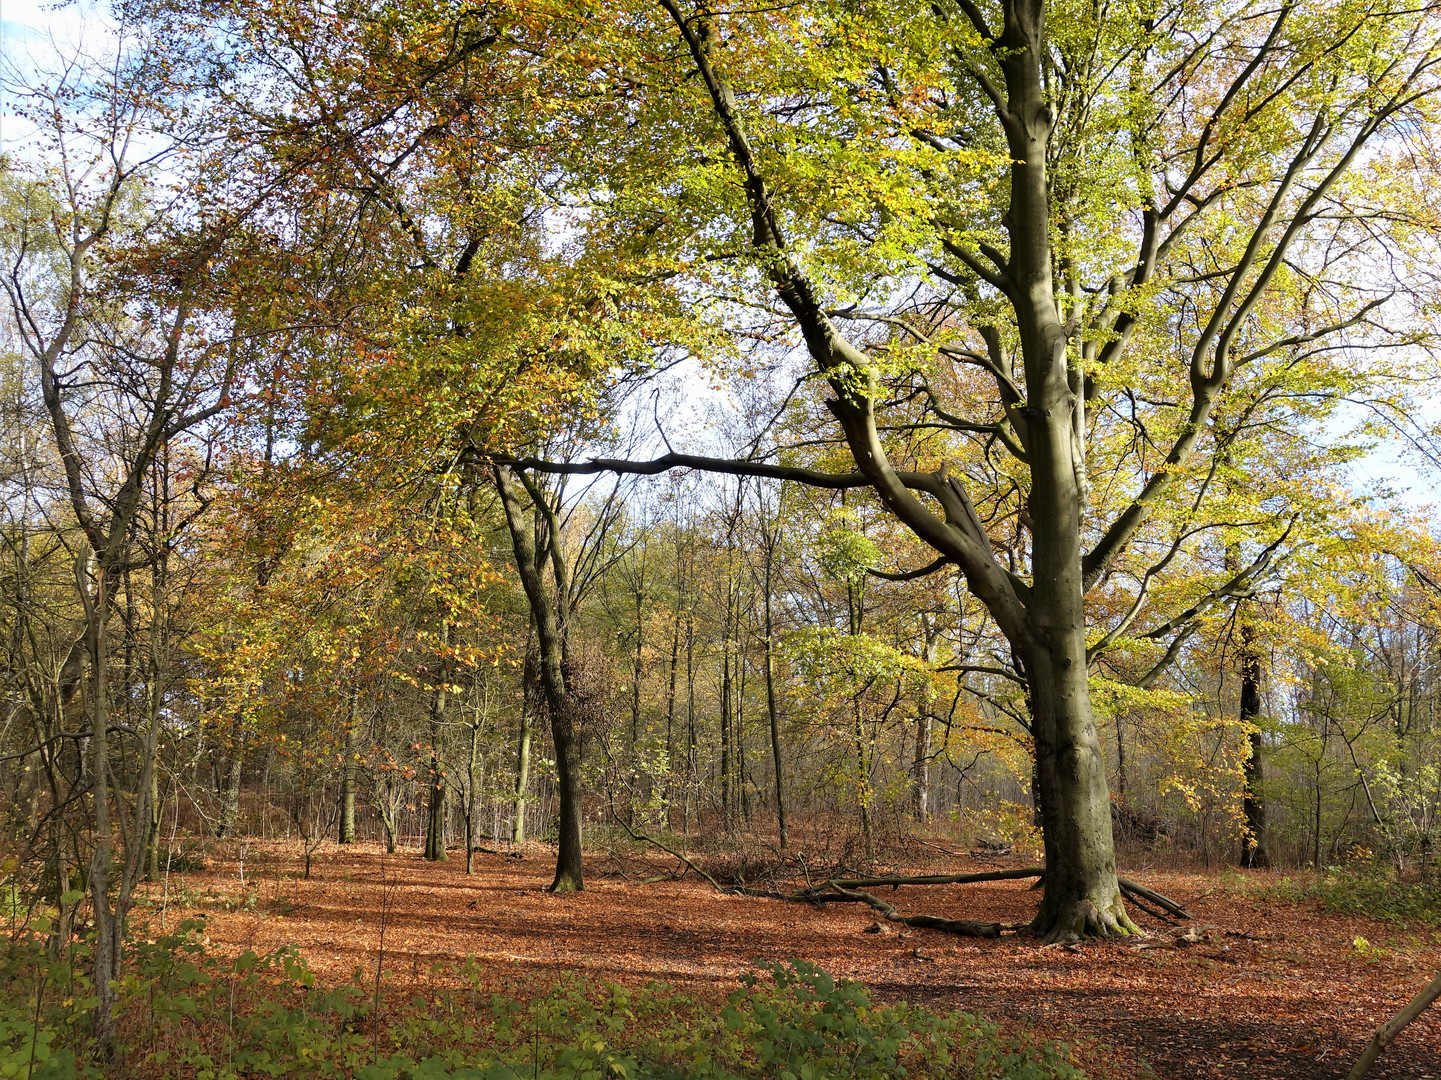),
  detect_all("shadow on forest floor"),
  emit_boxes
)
[141,840,1441,1080]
